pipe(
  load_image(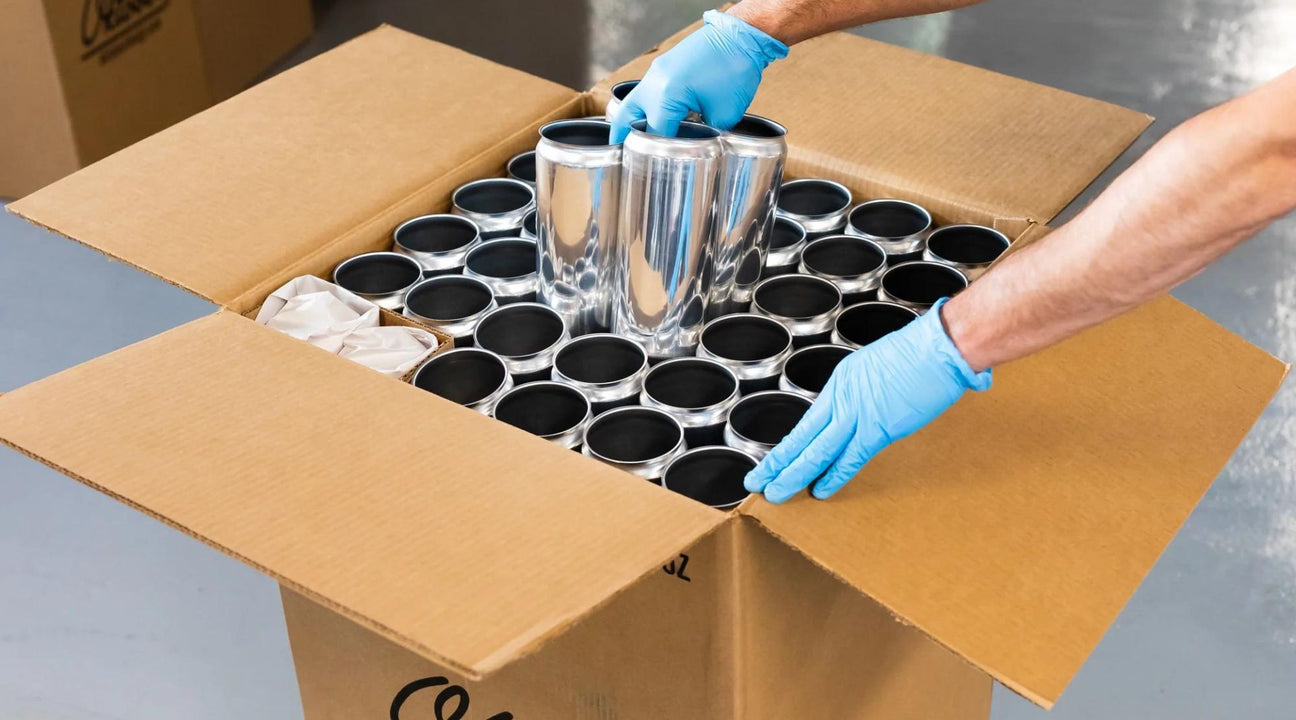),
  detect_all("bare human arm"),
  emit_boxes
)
[945,67,1296,371]
[729,0,988,45]
[747,68,1296,503]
